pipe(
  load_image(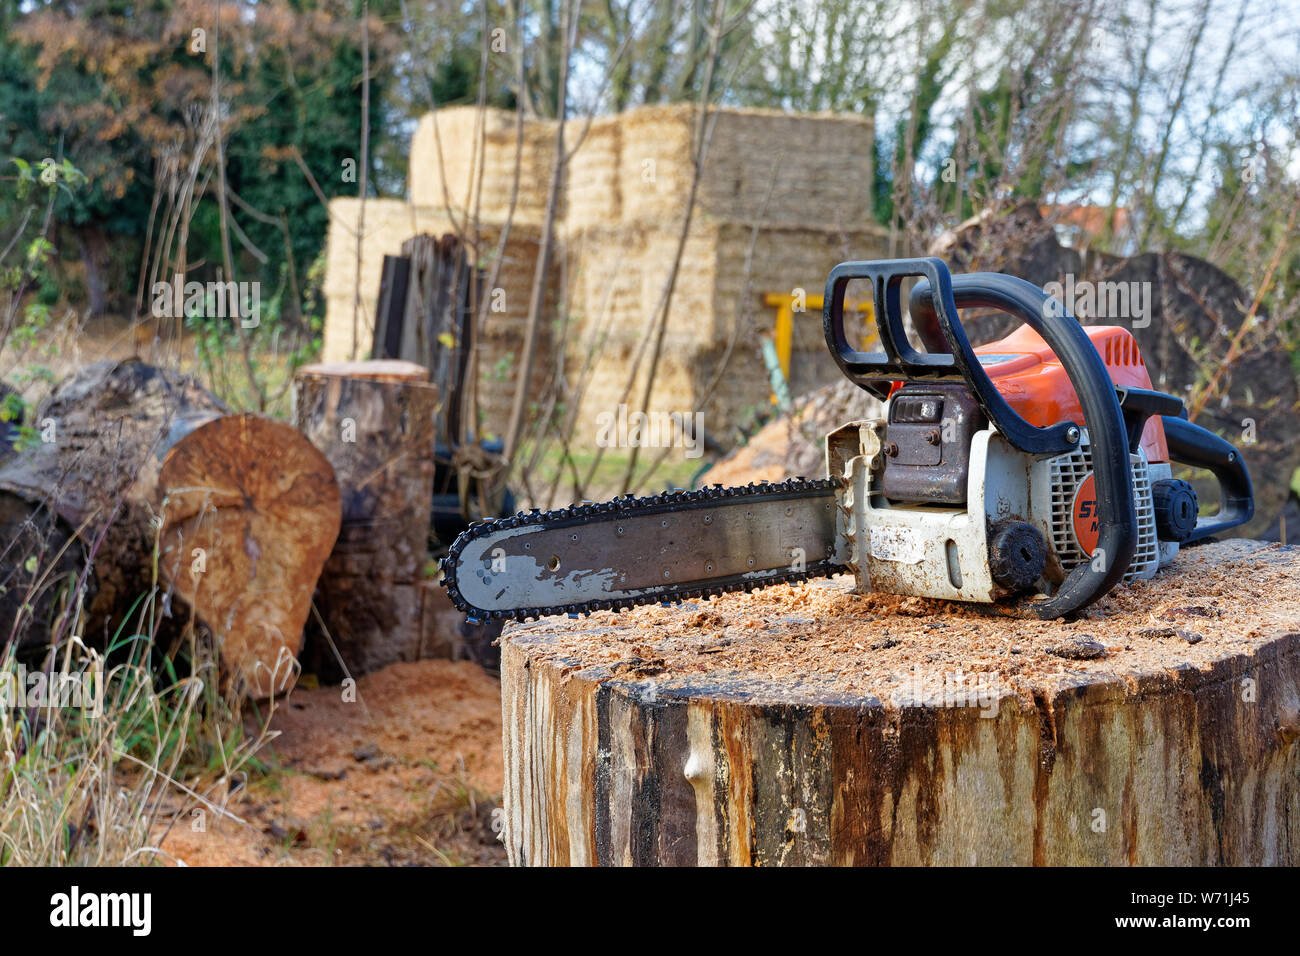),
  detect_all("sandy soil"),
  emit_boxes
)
[153,659,507,867]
